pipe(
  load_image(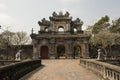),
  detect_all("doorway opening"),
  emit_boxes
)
[40,46,49,59]
[57,45,65,58]
[58,26,64,32]
[74,45,82,58]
